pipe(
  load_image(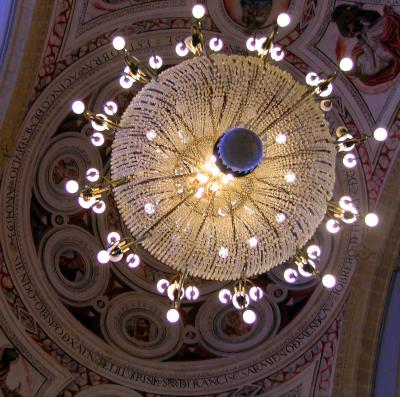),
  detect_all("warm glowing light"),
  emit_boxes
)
[275,133,287,144]
[209,37,223,52]
[90,132,105,147]
[166,308,180,323]
[271,45,285,61]
[65,180,79,194]
[175,42,189,57]
[218,289,232,304]
[326,219,340,234]
[103,101,118,116]
[210,182,219,192]
[232,292,249,309]
[284,171,296,183]
[120,75,134,89]
[196,173,209,184]
[305,72,319,86]
[343,153,357,168]
[78,196,95,209]
[284,268,298,283]
[185,286,200,301]
[365,213,379,227]
[242,309,257,324]
[91,115,107,132]
[126,253,140,268]
[92,200,106,214]
[97,250,110,264]
[249,286,263,301]
[298,259,315,277]
[319,83,333,97]
[157,279,170,293]
[86,168,100,182]
[211,165,220,177]
[322,274,336,289]
[192,4,206,19]
[107,232,121,245]
[219,246,229,258]
[246,37,257,52]
[339,57,353,71]
[146,129,157,141]
[149,55,163,70]
[167,283,184,301]
[276,213,286,223]
[72,100,85,114]
[373,127,388,142]
[195,187,205,199]
[248,236,258,248]
[307,245,321,259]
[221,174,233,185]
[144,203,155,214]
[277,13,291,27]
[112,36,125,50]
